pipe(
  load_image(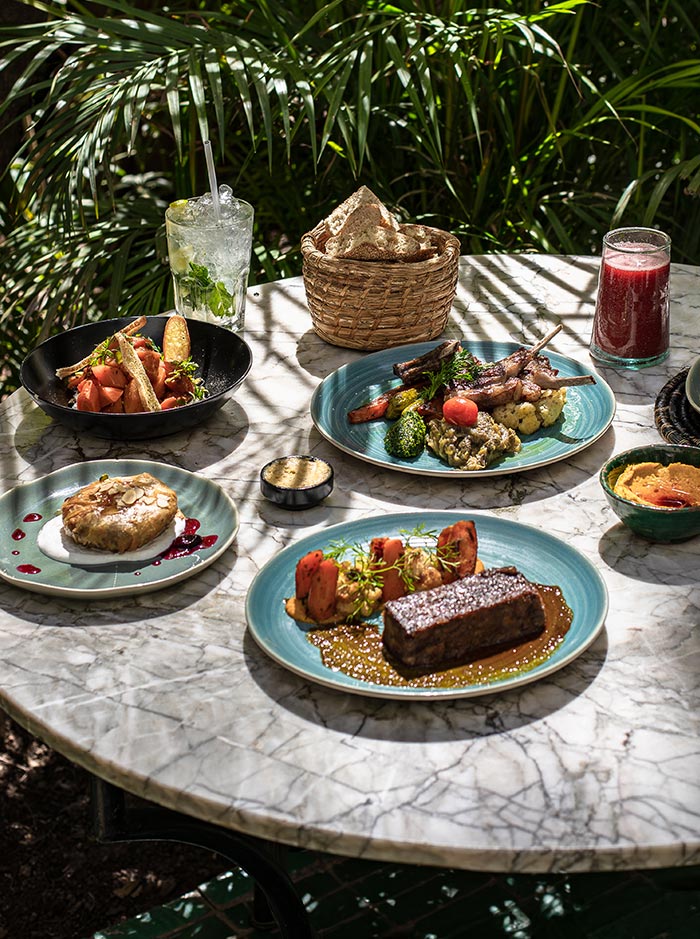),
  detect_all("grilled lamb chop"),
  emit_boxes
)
[392,339,461,384]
